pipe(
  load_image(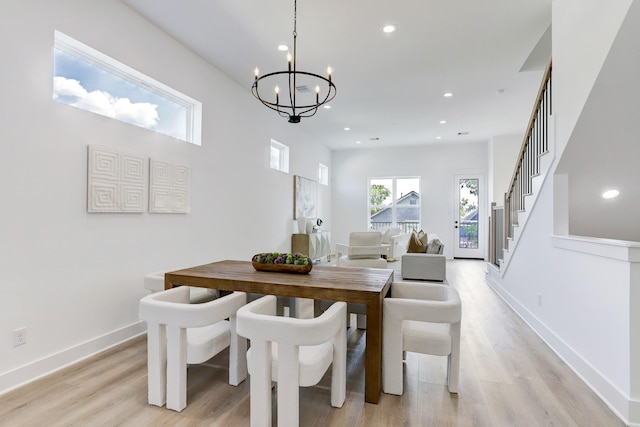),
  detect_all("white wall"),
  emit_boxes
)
[555,0,640,242]
[488,134,522,206]
[488,0,640,423]
[0,0,331,392]
[332,142,488,259]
